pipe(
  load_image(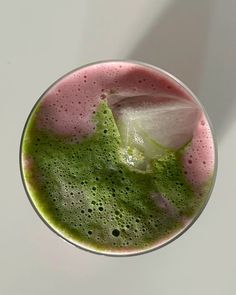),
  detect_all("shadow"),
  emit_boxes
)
[196,0,236,141]
[127,0,236,141]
